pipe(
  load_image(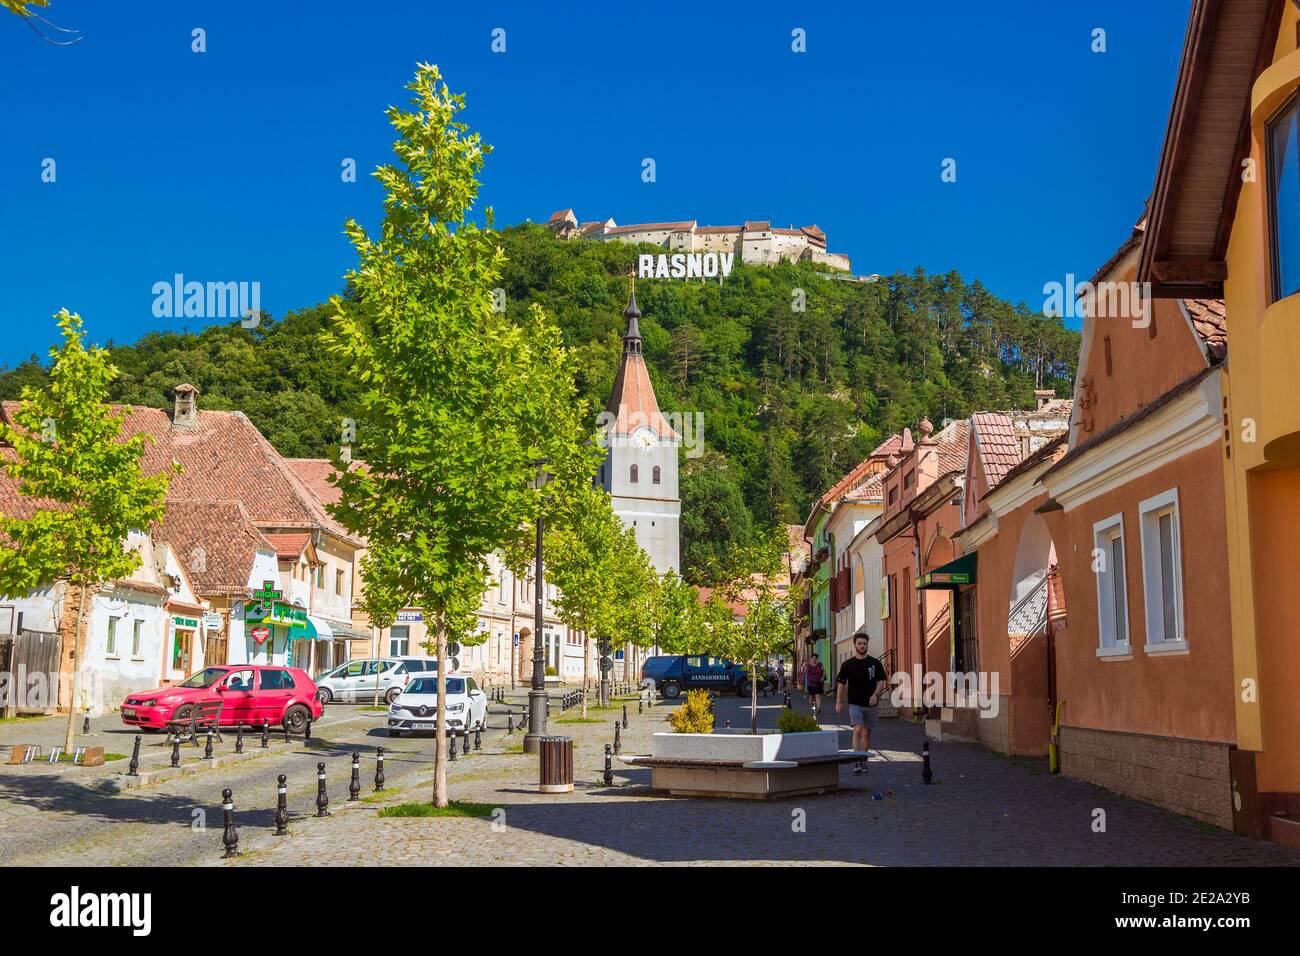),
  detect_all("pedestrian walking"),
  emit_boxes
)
[835,631,887,775]
[804,653,826,716]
